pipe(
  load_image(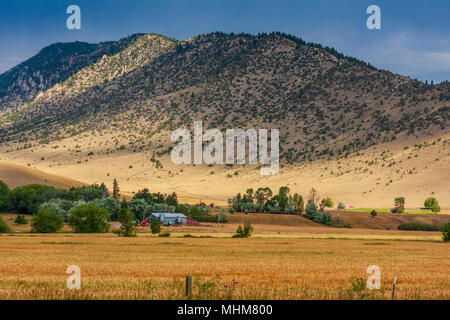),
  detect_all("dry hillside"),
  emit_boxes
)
[0,32,448,209]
